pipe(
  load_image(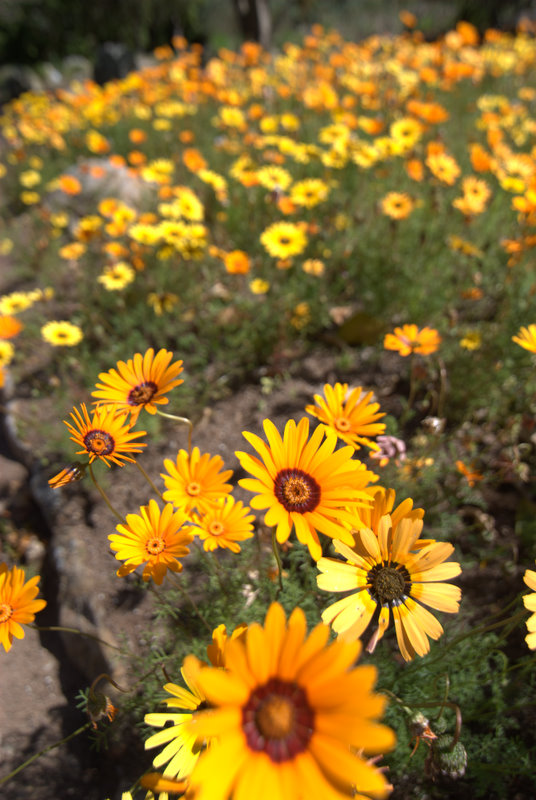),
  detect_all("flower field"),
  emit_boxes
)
[1,13,536,800]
